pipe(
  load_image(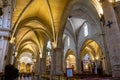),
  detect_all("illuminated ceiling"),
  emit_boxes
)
[81,40,103,61]
[11,0,105,58]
